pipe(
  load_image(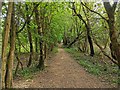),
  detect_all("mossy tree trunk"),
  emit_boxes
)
[103,1,120,69]
[104,2,120,88]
